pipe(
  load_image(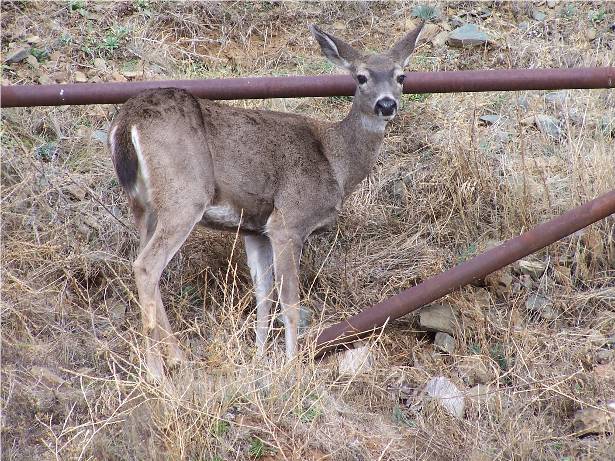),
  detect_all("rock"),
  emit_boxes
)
[479,114,502,125]
[485,268,513,295]
[532,10,546,21]
[517,259,547,279]
[106,298,127,323]
[516,96,530,110]
[596,349,614,364]
[74,70,87,83]
[111,70,127,82]
[594,364,615,381]
[338,343,374,376]
[25,35,42,44]
[421,377,465,418]
[467,384,493,404]
[93,57,107,71]
[572,403,615,436]
[431,30,449,48]
[434,332,456,354]
[545,90,568,109]
[30,366,66,386]
[418,23,441,44]
[547,0,557,8]
[4,46,30,63]
[51,71,68,83]
[121,61,144,78]
[599,115,614,137]
[518,22,530,32]
[552,265,571,284]
[64,183,86,201]
[447,24,491,47]
[585,28,597,41]
[526,294,558,320]
[457,356,492,386]
[25,54,39,68]
[419,304,456,335]
[38,74,52,85]
[391,179,408,206]
[521,115,562,138]
[92,129,108,143]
